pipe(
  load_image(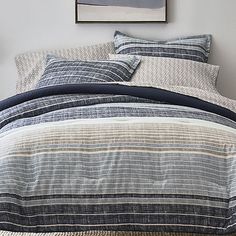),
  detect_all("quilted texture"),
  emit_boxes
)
[109,54,219,92]
[15,42,115,93]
